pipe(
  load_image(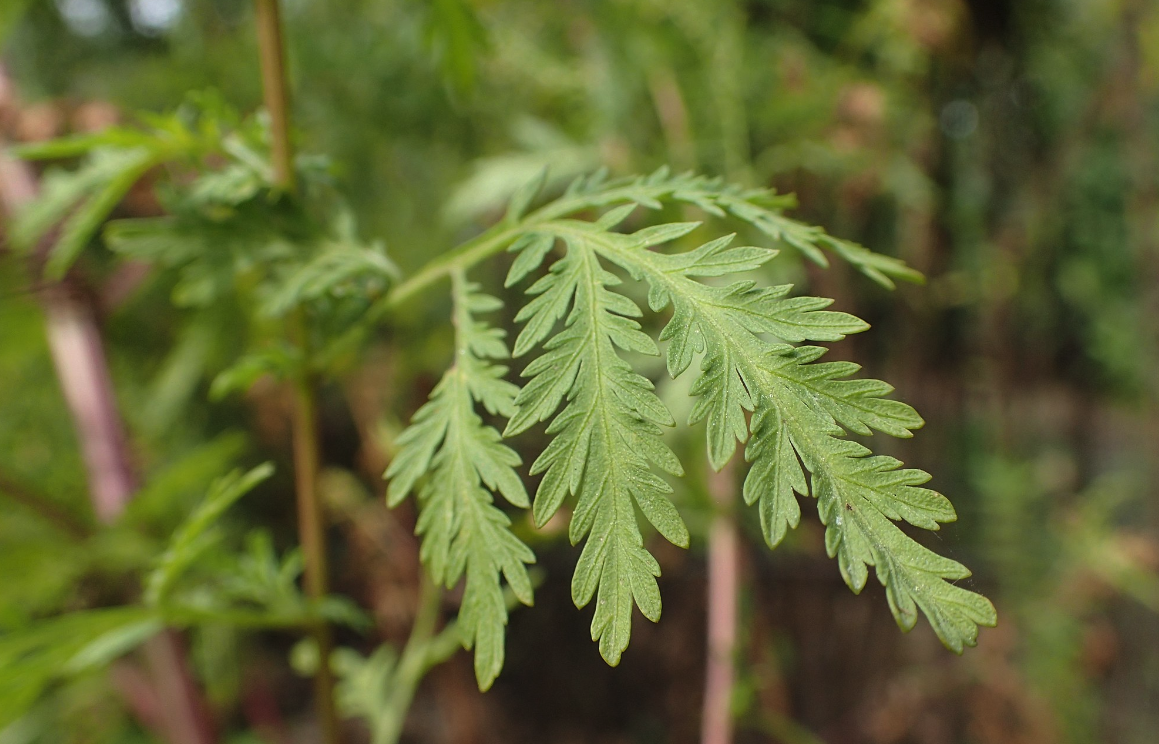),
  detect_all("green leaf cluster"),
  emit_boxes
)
[0,461,357,728]
[386,168,995,685]
[10,98,395,382]
[9,94,245,280]
[12,103,994,695]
